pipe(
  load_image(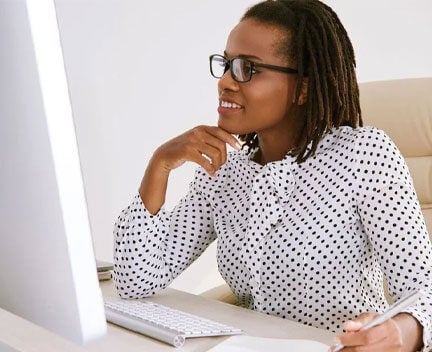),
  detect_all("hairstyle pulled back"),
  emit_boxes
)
[239,0,362,163]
